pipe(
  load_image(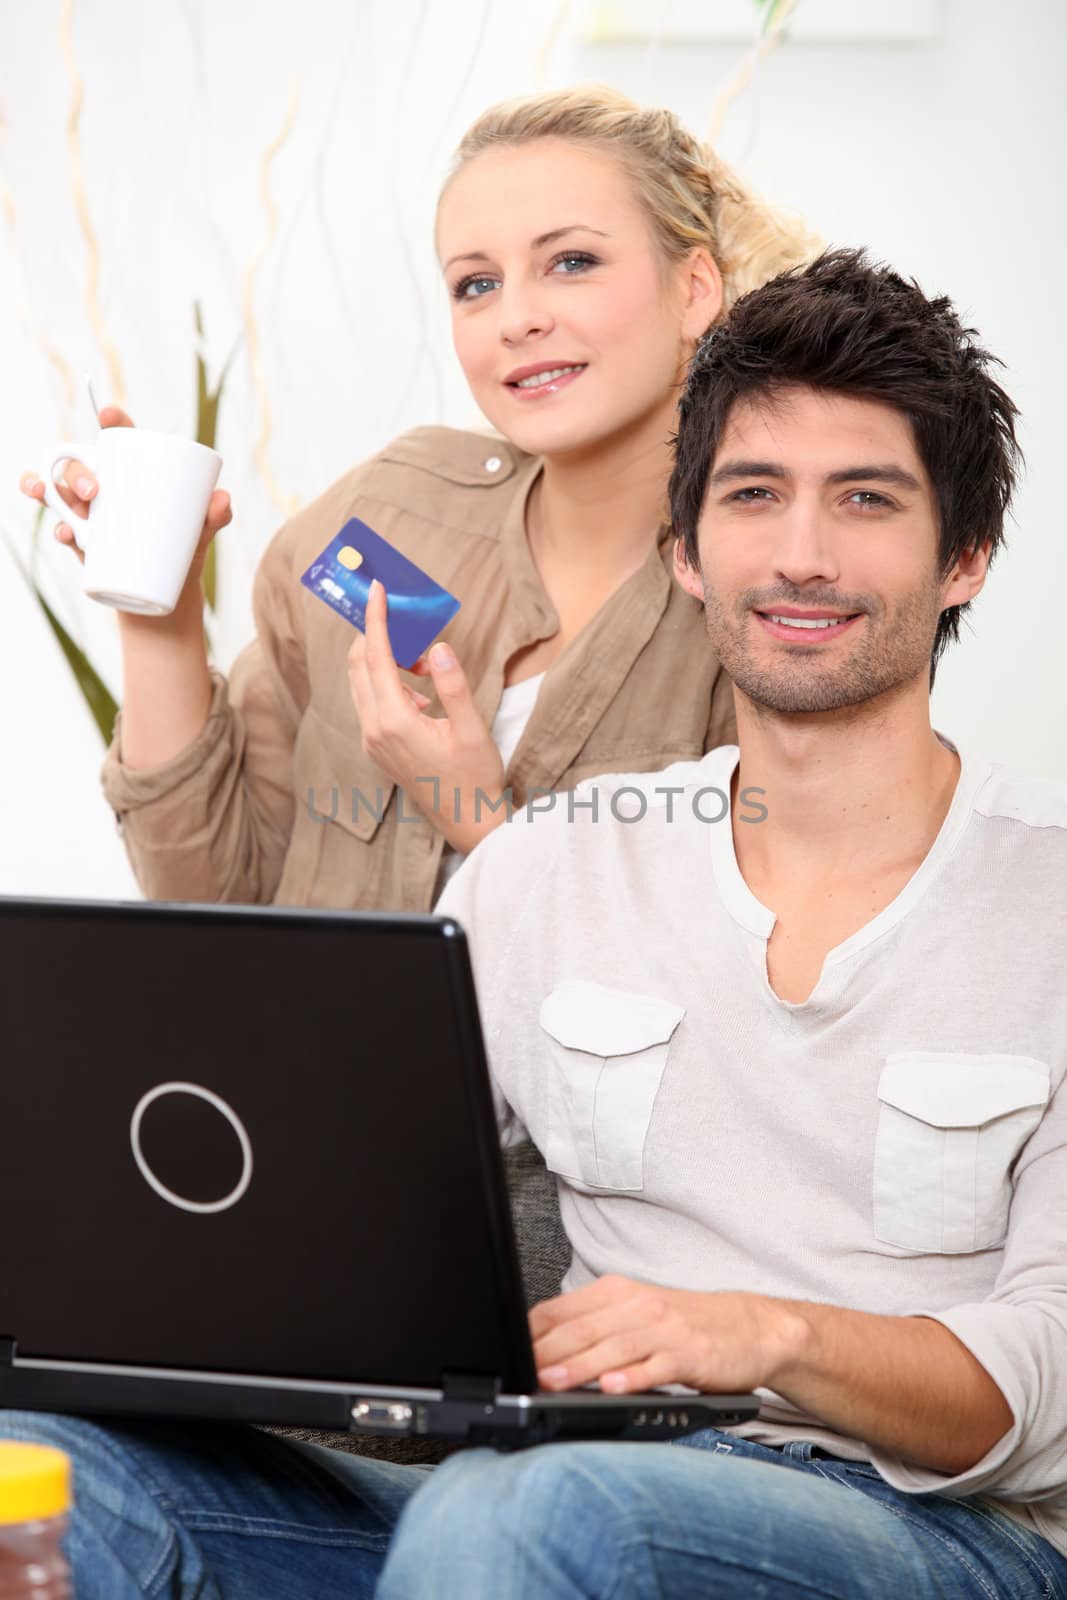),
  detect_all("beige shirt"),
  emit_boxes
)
[437,743,1067,1559]
[101,426,736,912]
